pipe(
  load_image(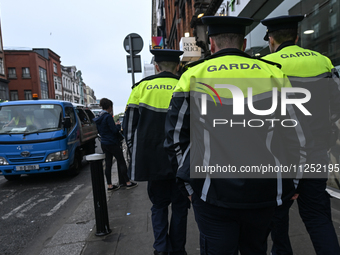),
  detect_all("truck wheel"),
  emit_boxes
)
[68,152,82,176]
[5,175,21,181]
